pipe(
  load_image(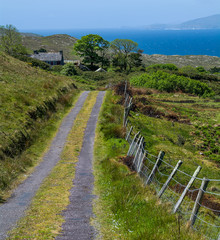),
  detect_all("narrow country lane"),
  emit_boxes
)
[0,91,90,240]
[56,91,105,240]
